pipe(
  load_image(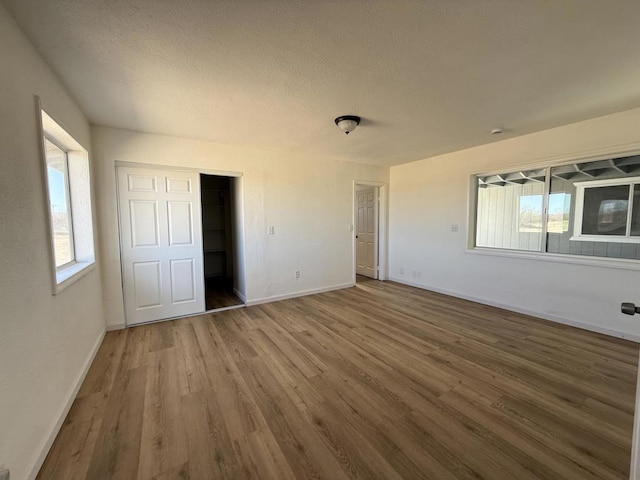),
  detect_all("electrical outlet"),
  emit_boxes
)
[400,268,404,275]
[348,224,354,232]
[268,226,275,235]
[0,468,10,480]
[450,224,459,232]
[411,271,421,279]
[295,270,300,279]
